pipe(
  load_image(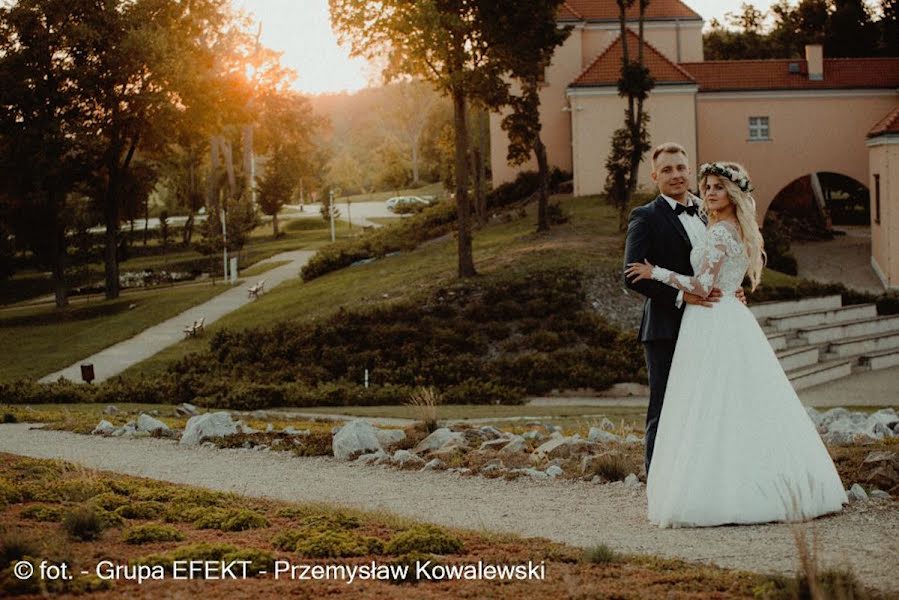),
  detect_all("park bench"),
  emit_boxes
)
[183,316,205,338]
[247,279,266,299]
